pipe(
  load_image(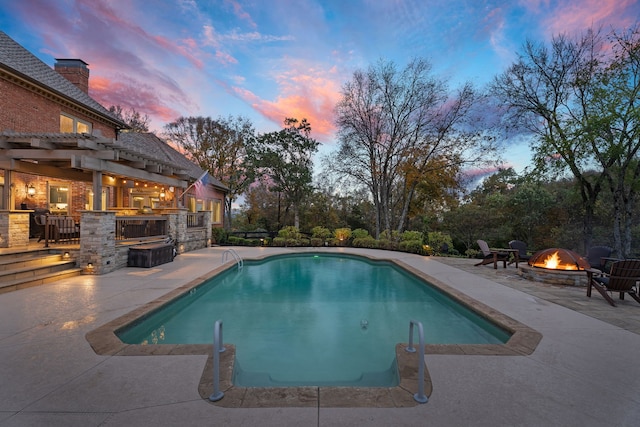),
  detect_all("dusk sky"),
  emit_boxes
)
[1,0,639,175]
